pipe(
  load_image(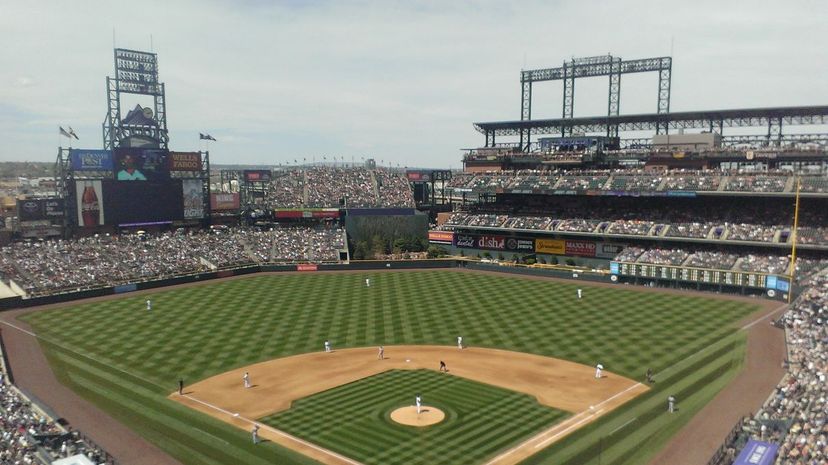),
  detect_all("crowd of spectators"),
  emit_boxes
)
[635,248,690,266]
[1,348,115,464]
[257,167,414,209]
[737,254,791,275]
[446,169,826,195]
[713,268,828,464]
[0,226,346,296]
[760,271,828,464]
[437,211,828,246]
